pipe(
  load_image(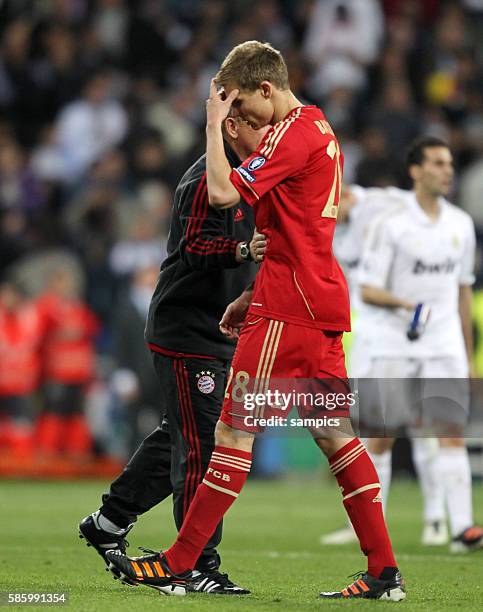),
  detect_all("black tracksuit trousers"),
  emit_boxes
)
[100,352,231,572]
